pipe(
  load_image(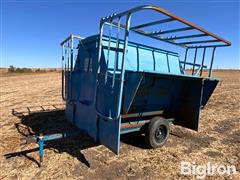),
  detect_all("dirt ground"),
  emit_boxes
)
[0,70,239,179]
